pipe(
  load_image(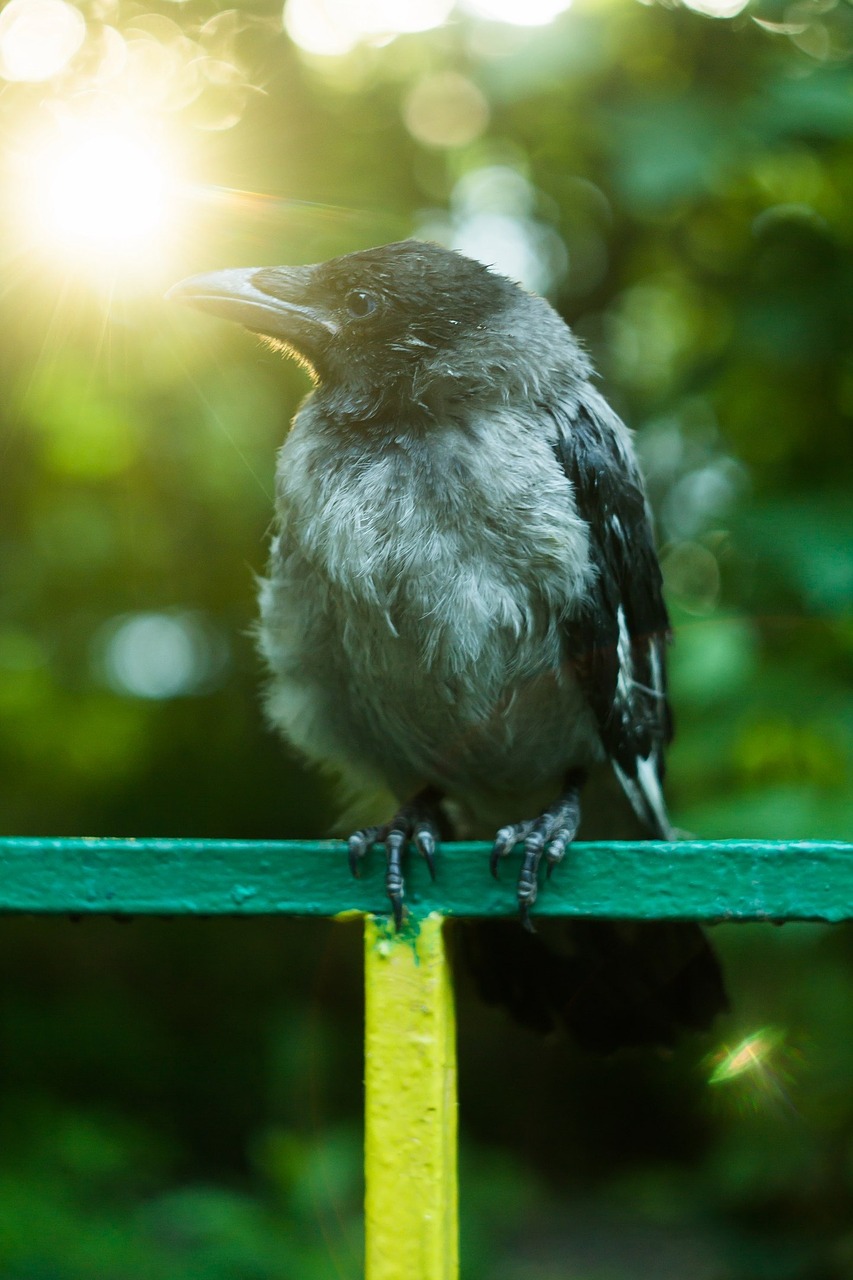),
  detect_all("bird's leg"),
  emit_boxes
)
[490,770,585,931]
[348,786,446,929]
